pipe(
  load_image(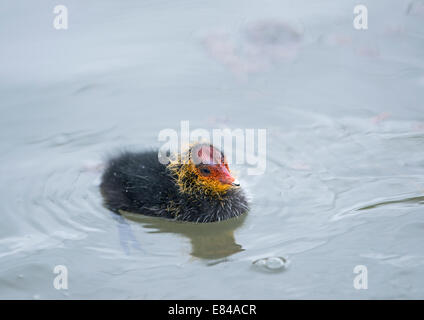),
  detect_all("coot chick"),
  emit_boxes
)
[100,143,249,223]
